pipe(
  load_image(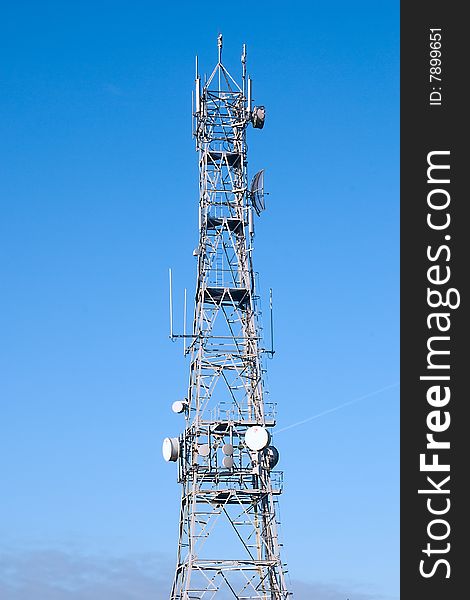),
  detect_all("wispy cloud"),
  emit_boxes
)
[0,548,172,600]
[291,578,384,600]
[276,382,399,434]
[0,548,392,600]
